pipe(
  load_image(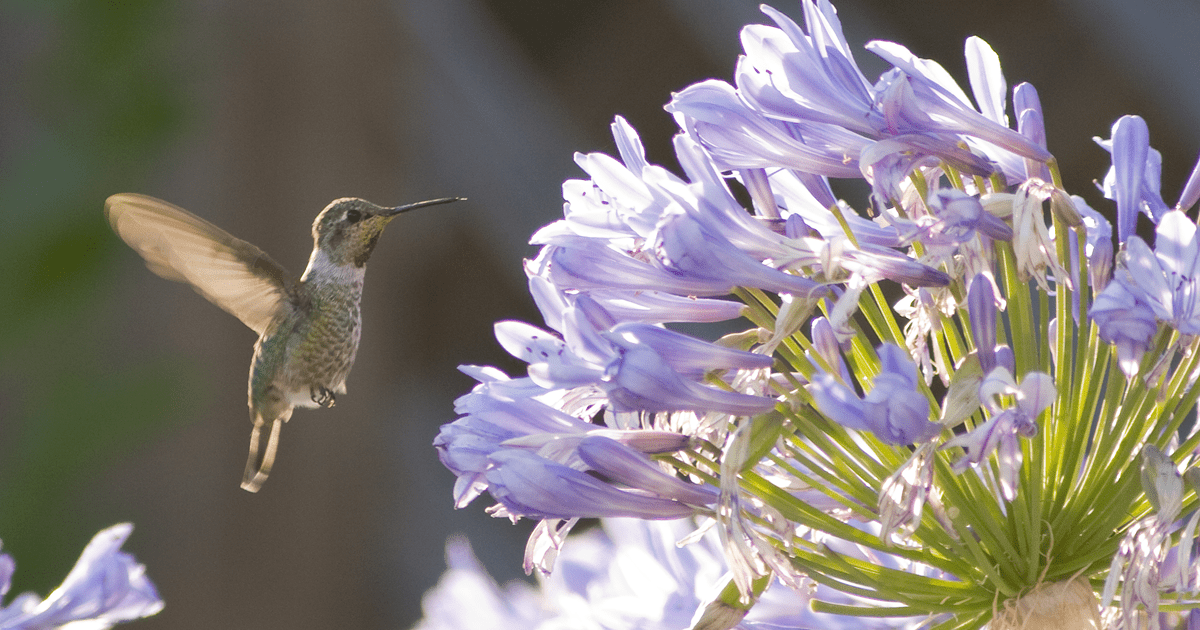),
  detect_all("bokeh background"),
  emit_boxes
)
[1,0,1198,628]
